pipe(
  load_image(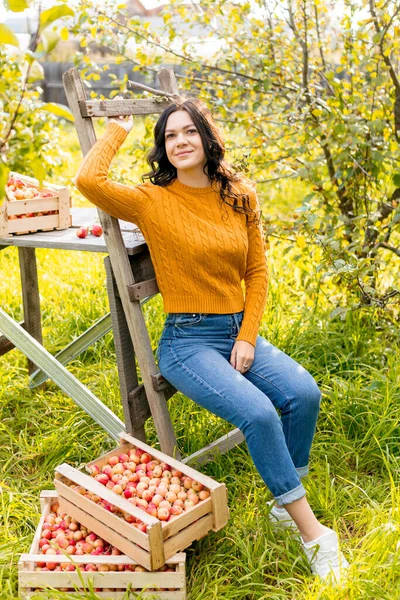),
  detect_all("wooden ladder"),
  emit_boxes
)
[63,67,244,466]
